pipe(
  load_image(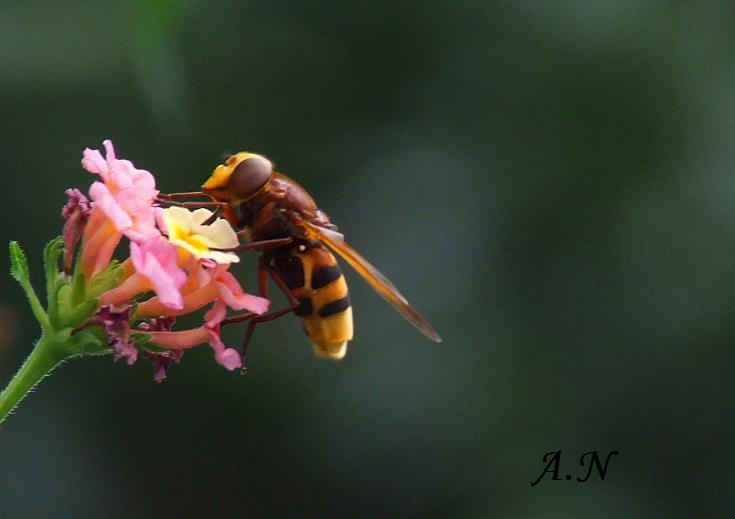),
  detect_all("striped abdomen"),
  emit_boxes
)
[272,245,353,360]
